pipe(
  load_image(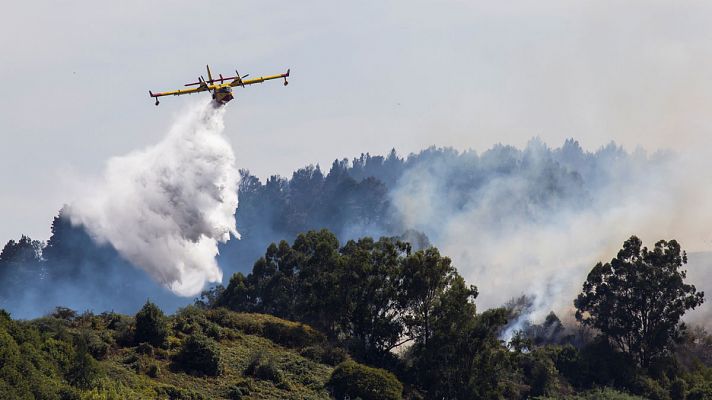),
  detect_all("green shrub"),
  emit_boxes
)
[65,336,101,389]
[134,301,168,347]
[226,381,252,400]
[85,331,110,360]
[154,385,207,400]
[136,342,154,356]
[58,386,81,400]
[537,388,646,399]
[112,317,135,347]
[328,360,403,400]
[146,362,160,378]
[174,305,208,335]
[263,321,323,348]
[519,349,559,397]
[671,378,686,400]
[173,334,222,376]
[578,338,637,389]
[244,351,284,384]
[205,323,222,340]
[632,375,671,400]
[300,345,349,366]
[42,338,74,373]
[206,309,324,348]
[688,382,712,400]
[52,307,78,321]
